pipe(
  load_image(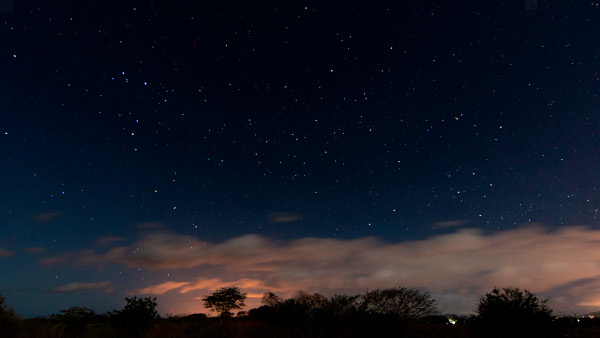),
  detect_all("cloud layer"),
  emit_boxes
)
[45,225,600,314]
